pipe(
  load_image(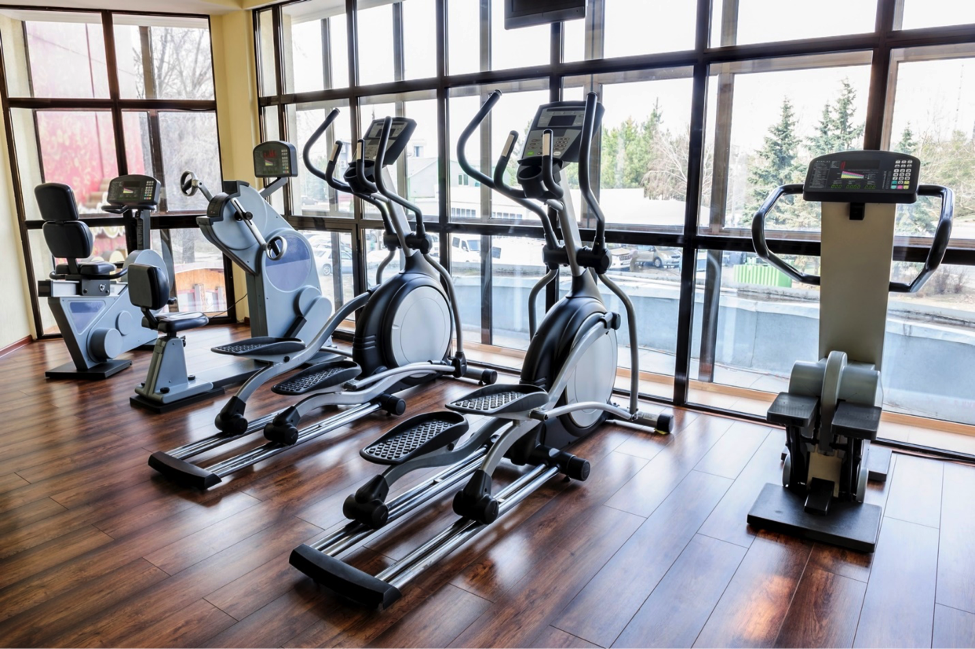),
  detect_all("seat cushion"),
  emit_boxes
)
[147,312,209,335]
[43,220,93,260]
[79,261,117,277]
